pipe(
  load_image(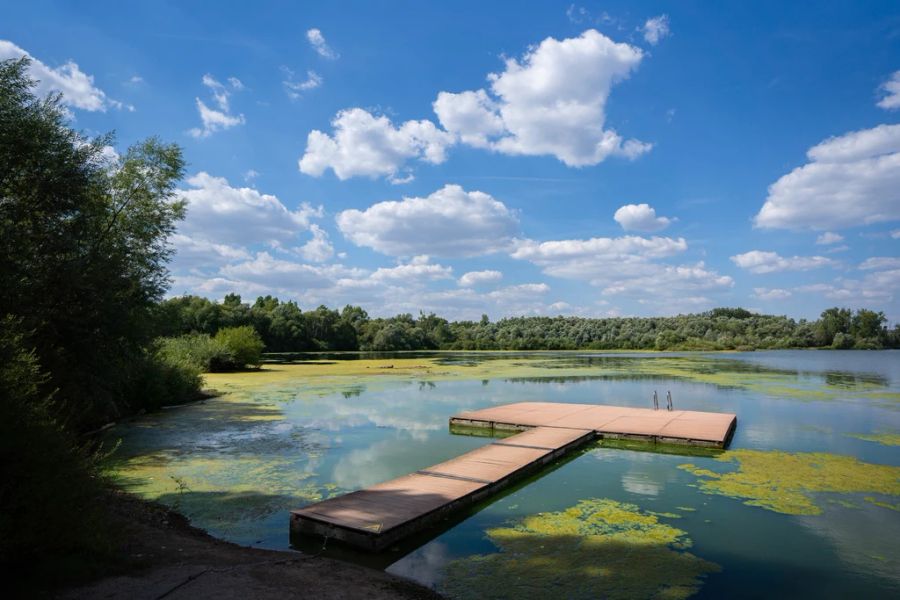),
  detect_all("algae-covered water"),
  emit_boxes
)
[105,350,900,598]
